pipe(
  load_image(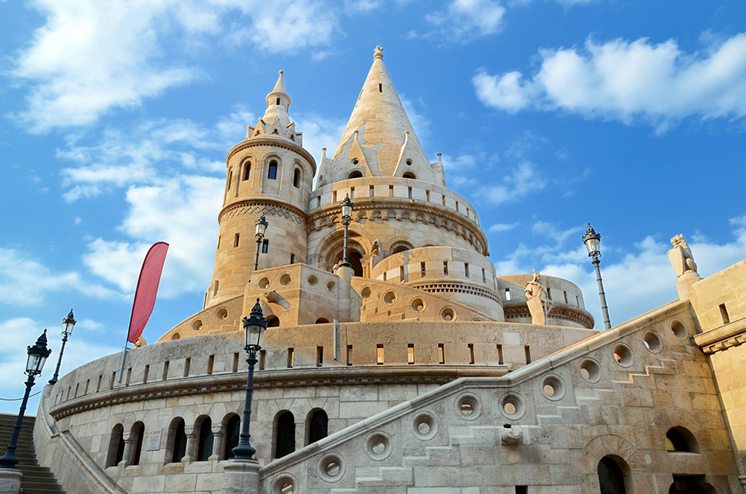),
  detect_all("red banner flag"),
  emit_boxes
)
[127,242,169,344]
